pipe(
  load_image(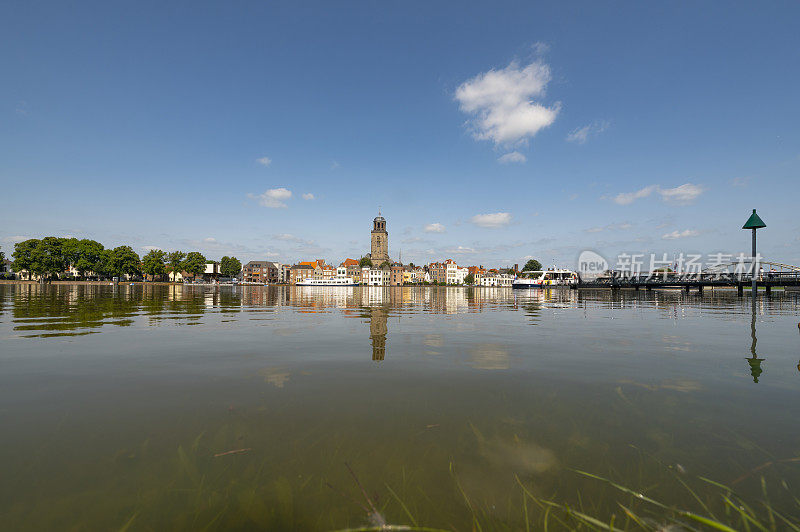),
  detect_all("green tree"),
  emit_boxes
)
[379,261,390,269]
[63,238,106,277]
[12,239,40,275]
[167,251,186,282]
[359,256,373,268]
[183,252,207,281]
[142,249,167,281]
[104,246,141,279]
[30,237,69,280]
[0,246,4,264]
[220,256,242,277]
[523,259,542,272]
[464,273,475,285]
